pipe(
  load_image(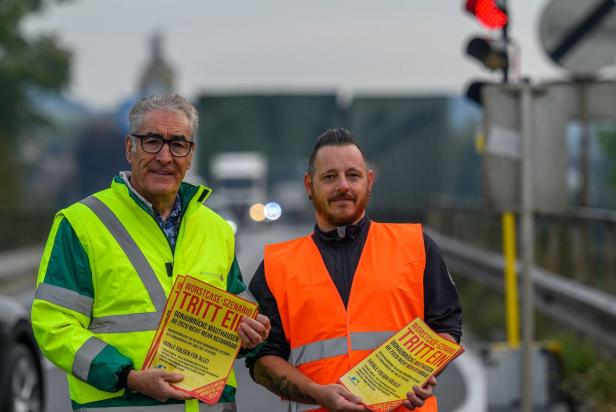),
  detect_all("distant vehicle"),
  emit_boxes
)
[0,295,45,412]
[209,152,268,221]
[271,180,312,223]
